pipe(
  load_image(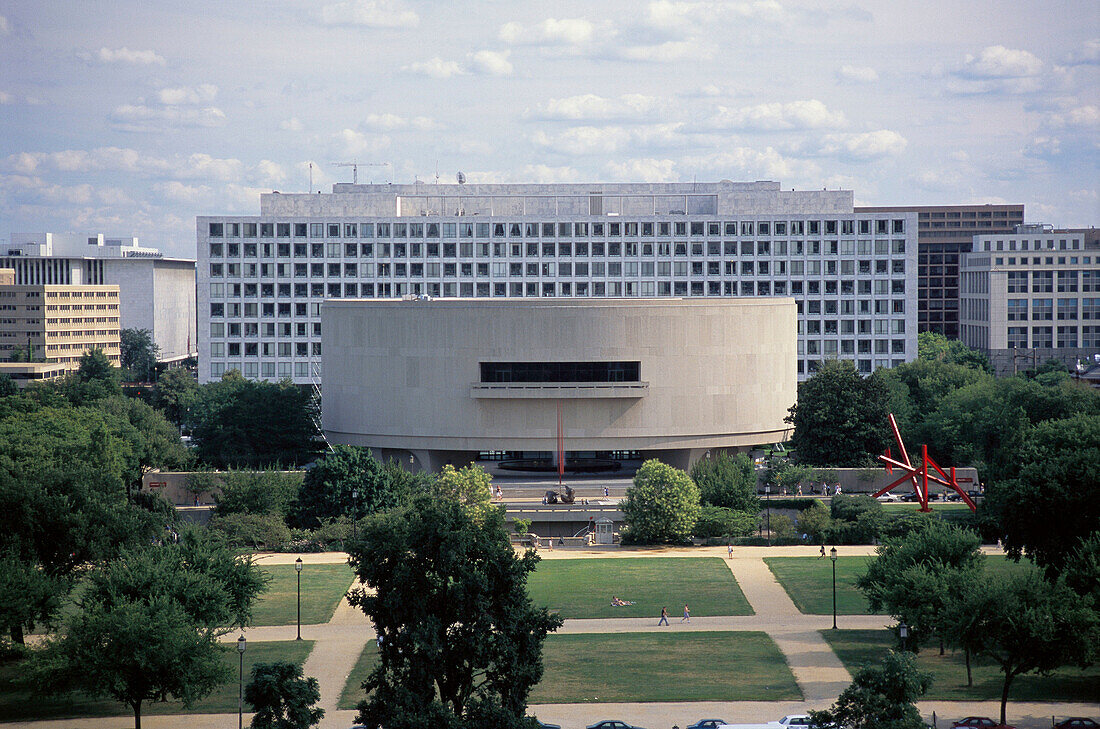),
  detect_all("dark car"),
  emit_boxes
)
[536,722,563,729]
[1054,720,1099,729]
[687,721,728,729]
[587,722,647,729]
[900,492,922,502]
[952,718,1017,729]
